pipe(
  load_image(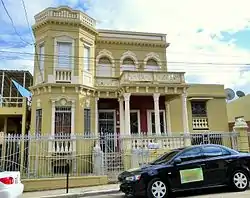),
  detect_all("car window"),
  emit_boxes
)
[202,146,230,157]
[151,150,180,165]
[178,147,203,162]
